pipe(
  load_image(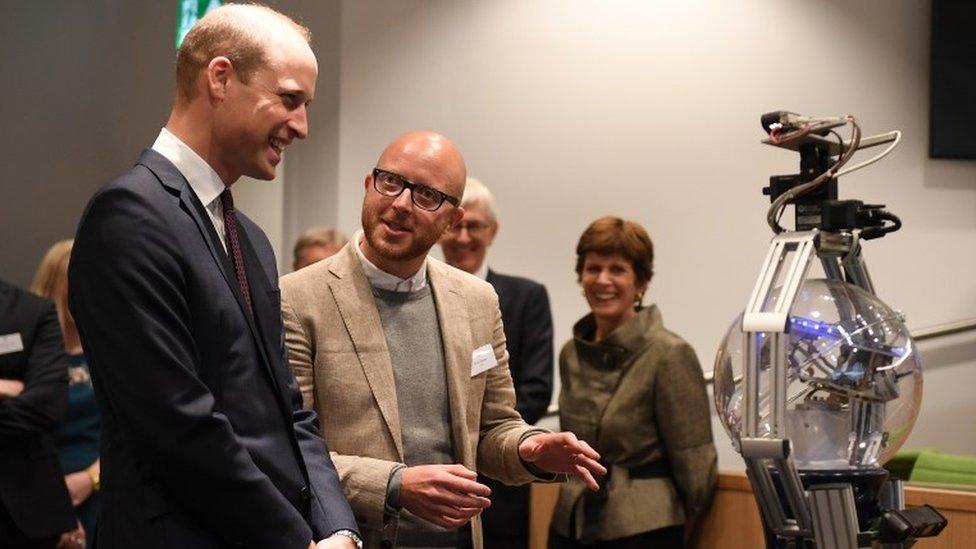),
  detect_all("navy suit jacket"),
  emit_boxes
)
[485,270,552,425]
[69,149,357,548]
[0,280,75,539]
[480,269,553,540]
